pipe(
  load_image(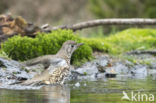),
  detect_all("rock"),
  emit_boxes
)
[0,58,31,85]
[78,56,109,74]
[130,65,147,79]
[148,69,156,80]
[149,62,156,69]
[72,54,155,80]
[130,65,147,75]
[105,73,116,78]
[148,69,156,75]
[96,56,109,72]
[0,60,6,68]
[73,55,110,80]
[77,74,97,81]
[0,53,155,89]
[108,62,129,74]
[75,64,98,75]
